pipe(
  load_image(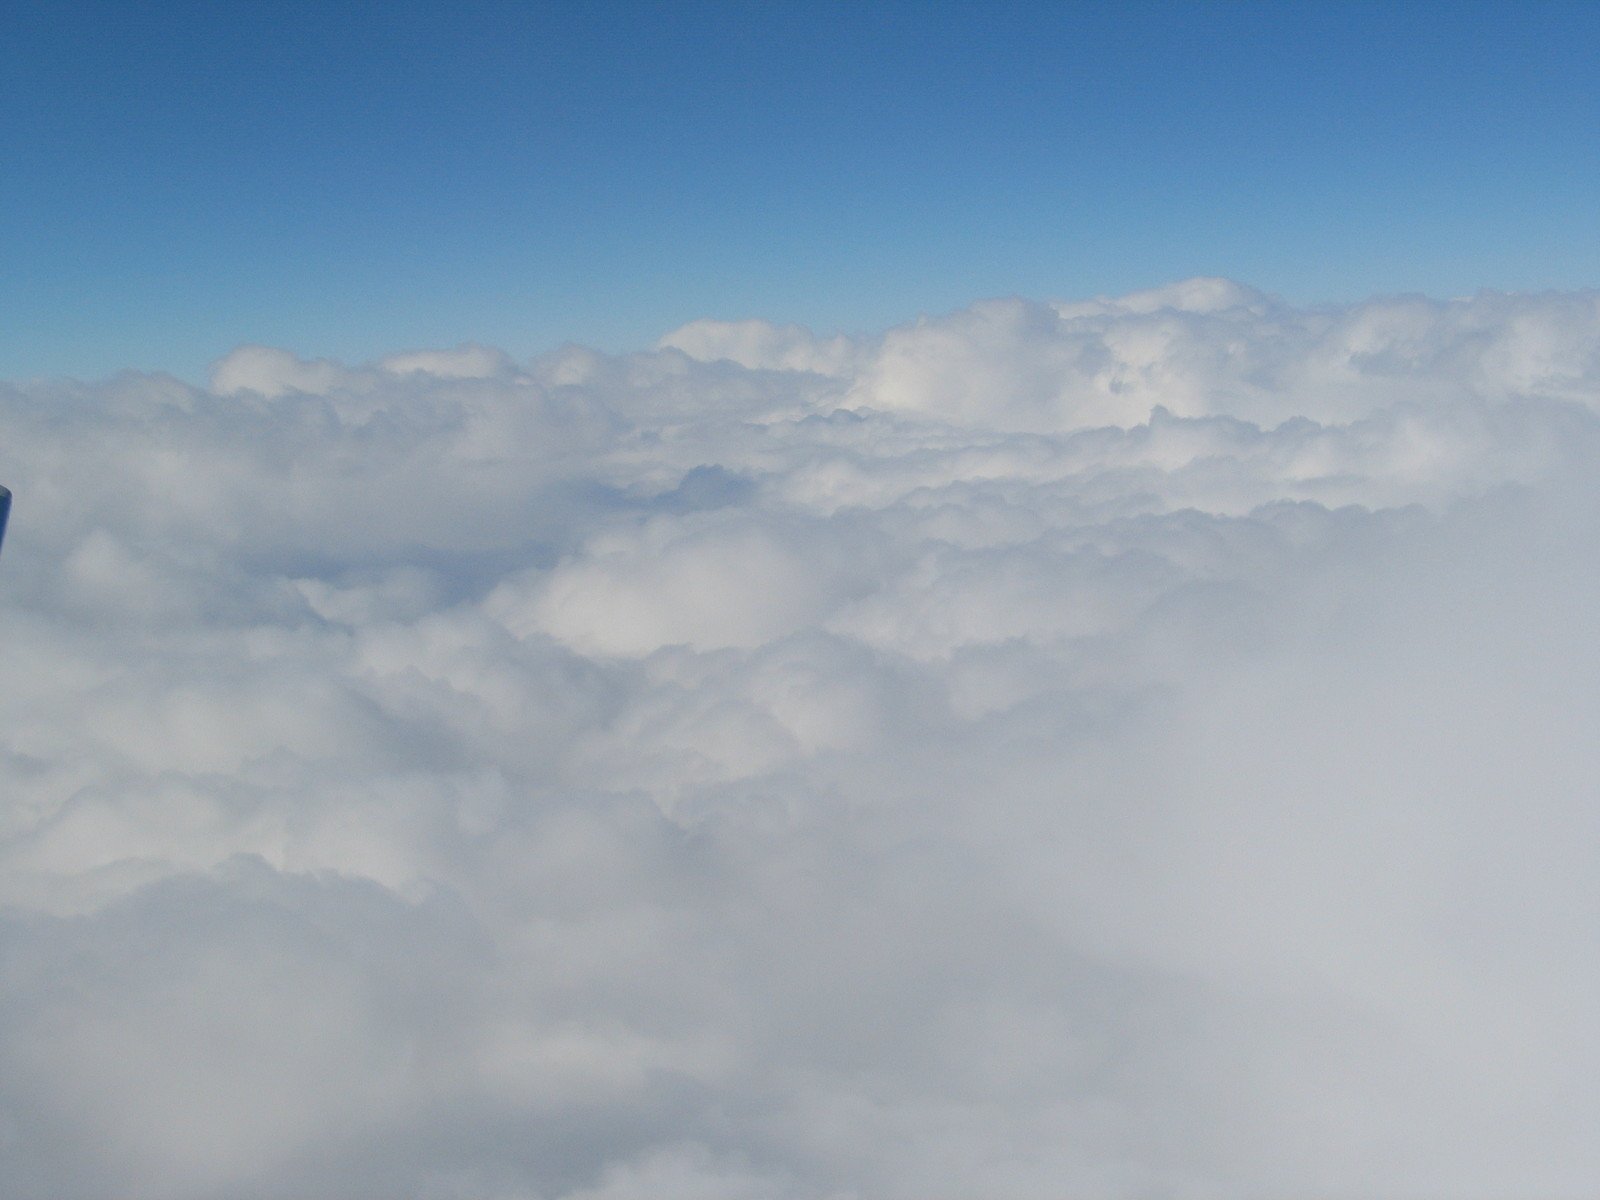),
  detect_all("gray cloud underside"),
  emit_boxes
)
[3,280,1599,1198]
